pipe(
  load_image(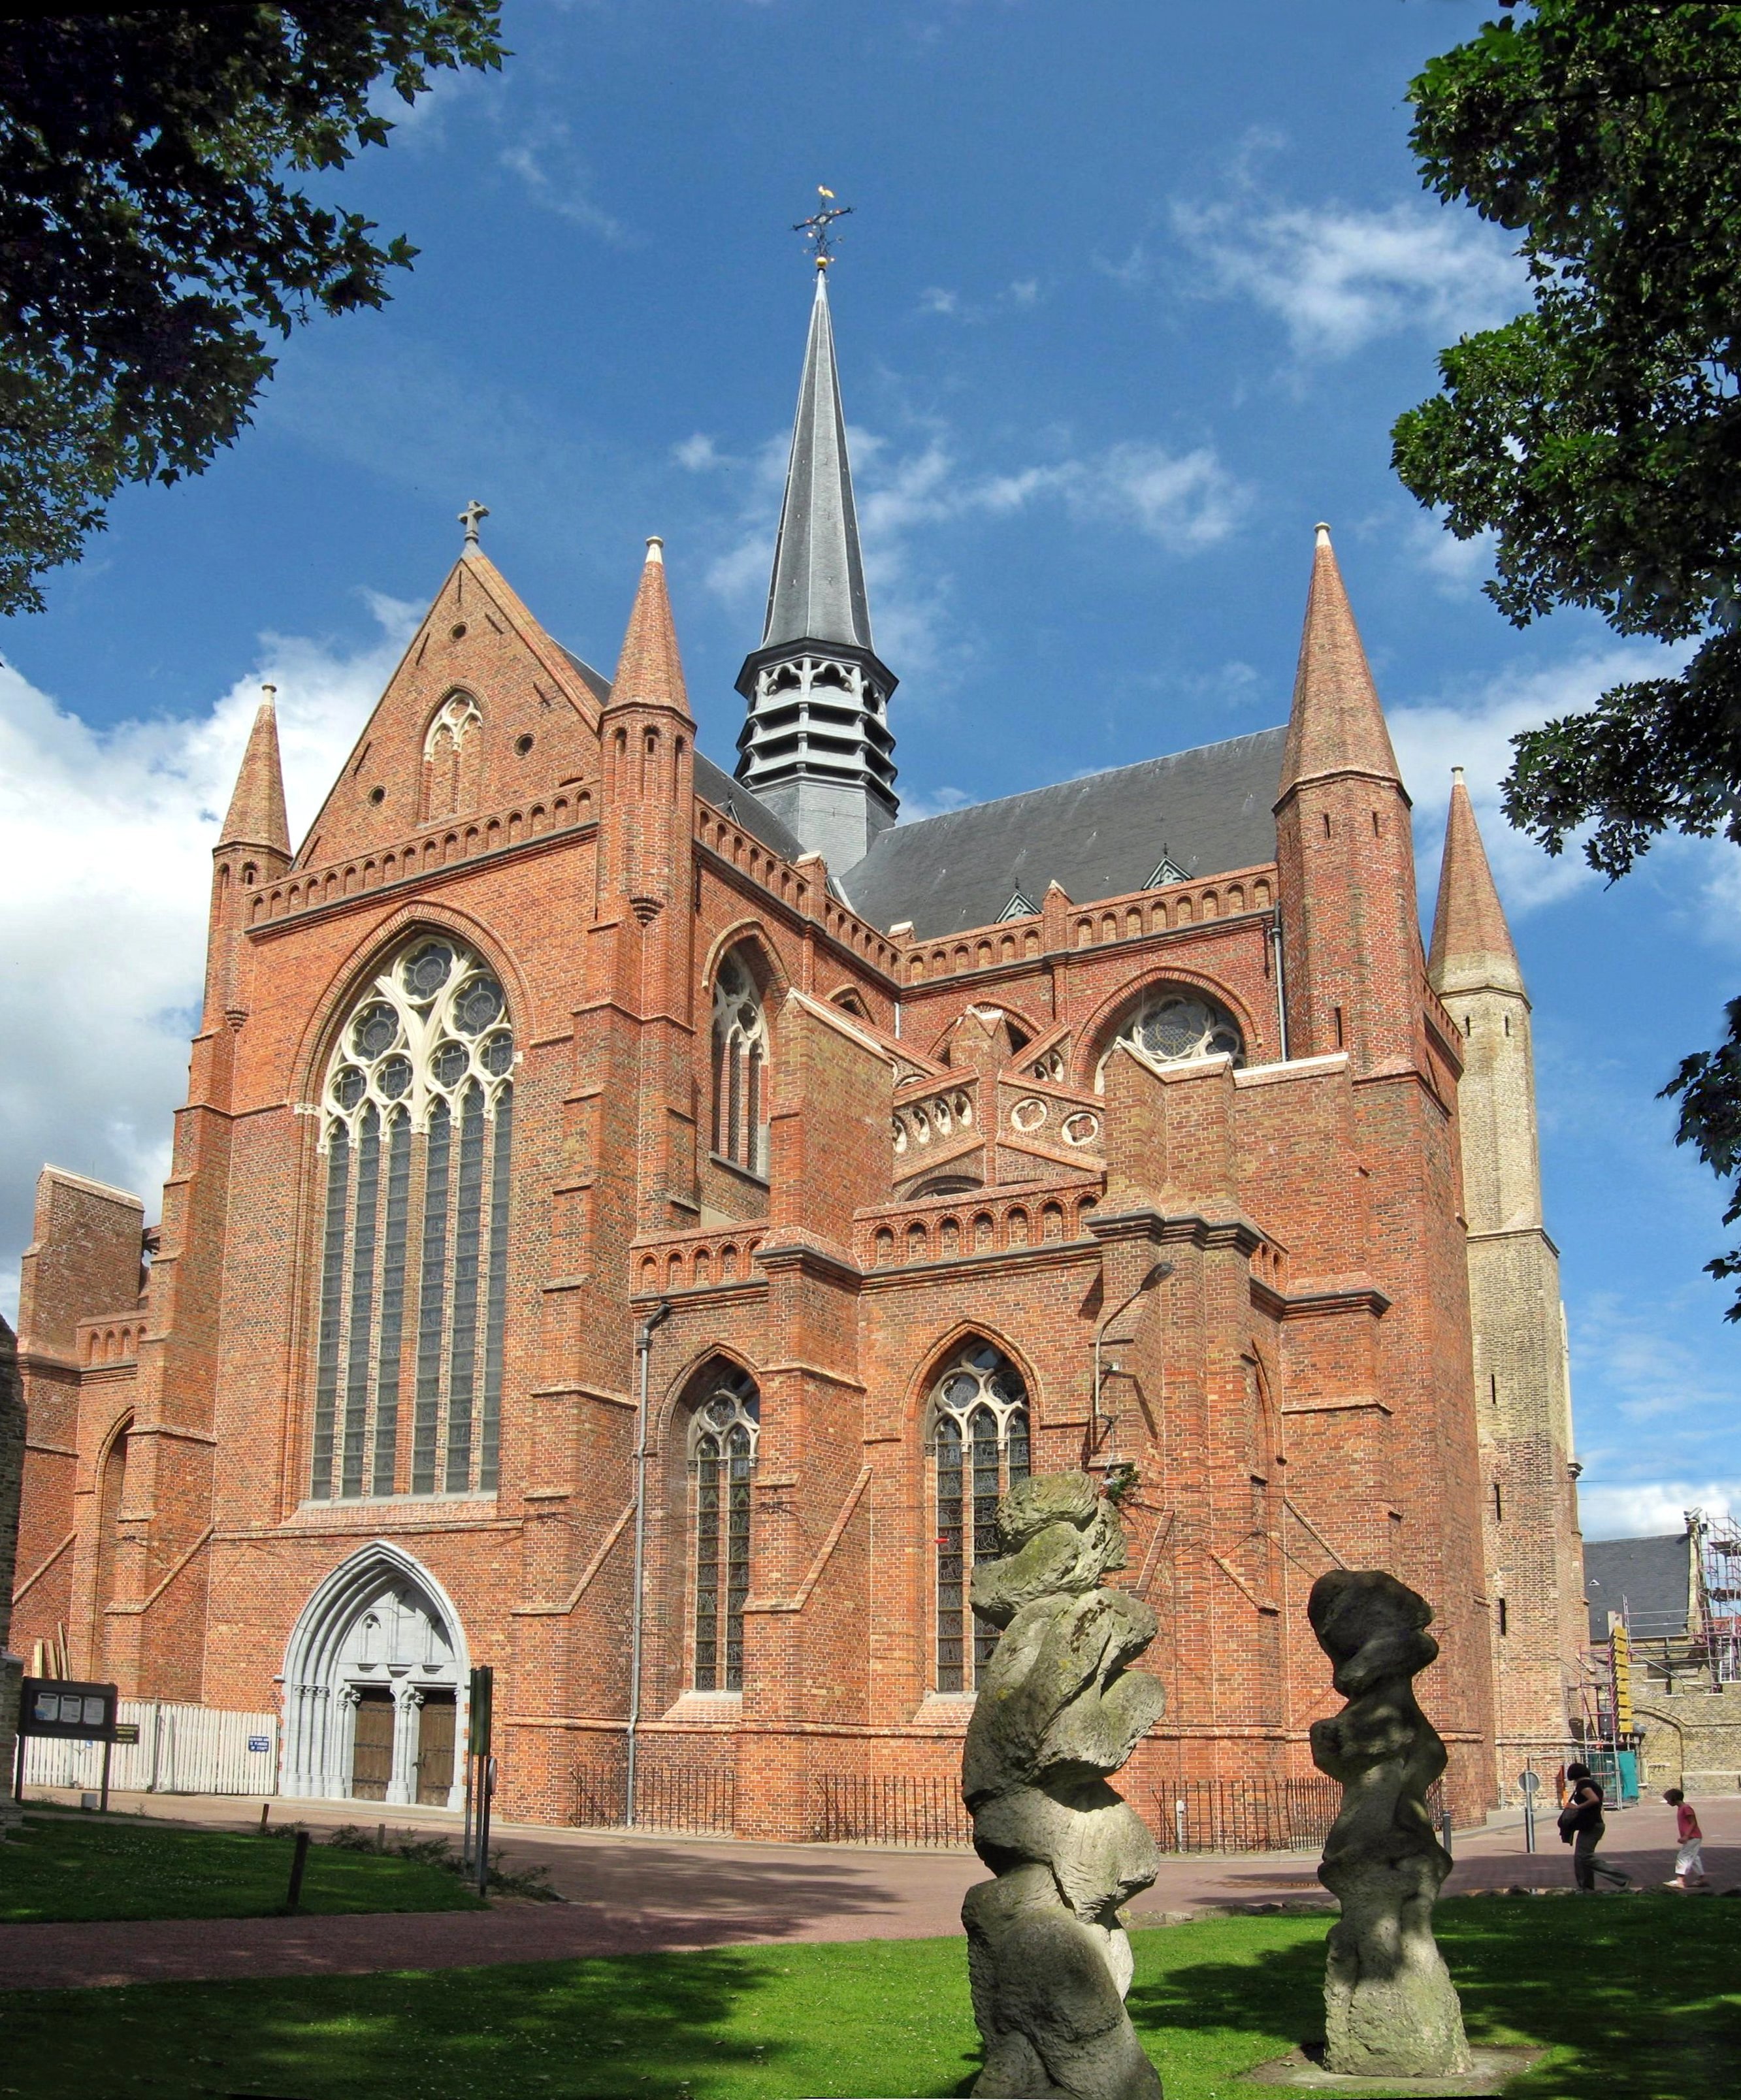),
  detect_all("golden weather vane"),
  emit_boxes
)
[793,186,853,270]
